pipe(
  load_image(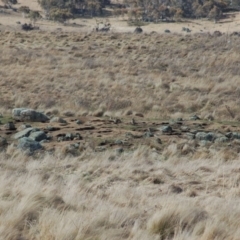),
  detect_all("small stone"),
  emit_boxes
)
[124,110,133,116]
[181,126,189,132]
[57,136,64,142]
[114,118,121,124]
[76,120,82,125]
[115,139,123,145]
[74,133,82,140]
[143,131,154,138]
[93,110,104,117]
[65,133,74,141]
[135,113,144,118]
[116,148,124,155]
[156,138,162,144]
[50,117,67,124]
[108,155,116,161]
[189,115,201,121]
[161,125,172,133]
[134,27,143,33]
